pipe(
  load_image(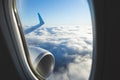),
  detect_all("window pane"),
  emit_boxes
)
[16,0,93,80]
